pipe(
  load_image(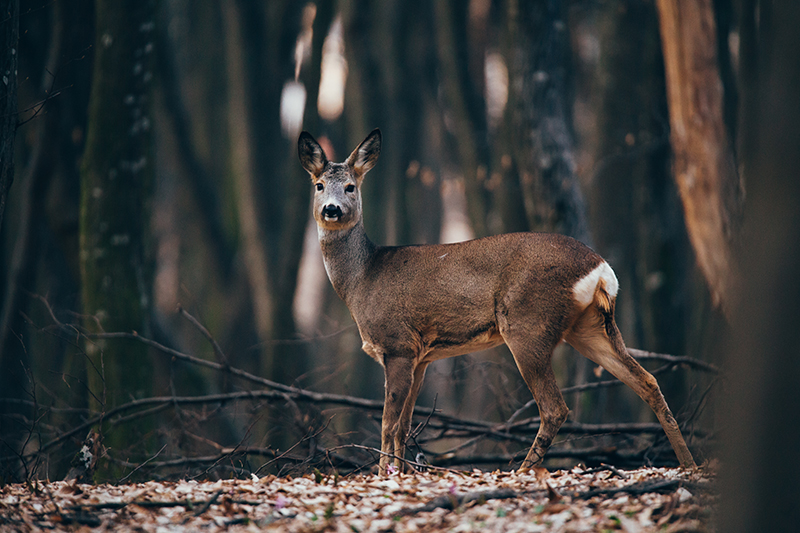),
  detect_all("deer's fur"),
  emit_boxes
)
[298,129,696,472]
